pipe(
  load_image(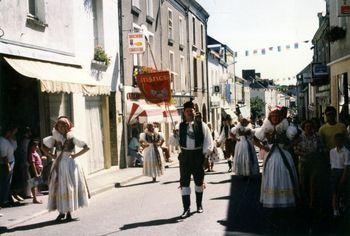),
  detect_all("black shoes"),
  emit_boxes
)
[55,213,65,222]
[180,209,191,219]
[66,212,73,221]
[197,206,203,213]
